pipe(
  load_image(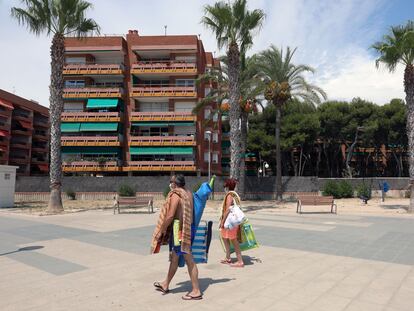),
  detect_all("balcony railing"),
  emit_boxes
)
[33,119,49,127]
[63,63,124,75]
[130,111,196,122]
[33,132,48,140]
[32,146,48,152]
[63,86,124,98]
[61,111,121,122]
[129,136,196,146]
[61,136,120,146]
[10,141,30,149]
[124,161,196,172]
[131,61,197,75]
[62,161,120,172]
[130,85,196,98]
